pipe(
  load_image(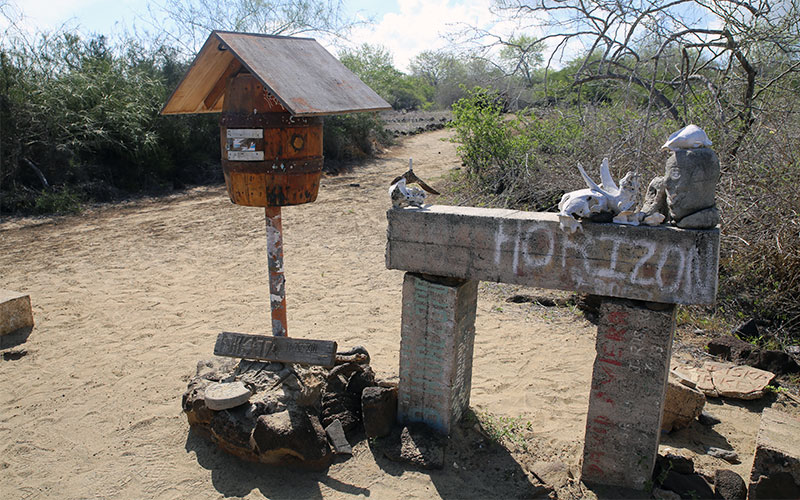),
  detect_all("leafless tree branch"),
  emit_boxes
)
[487,0,800,155]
